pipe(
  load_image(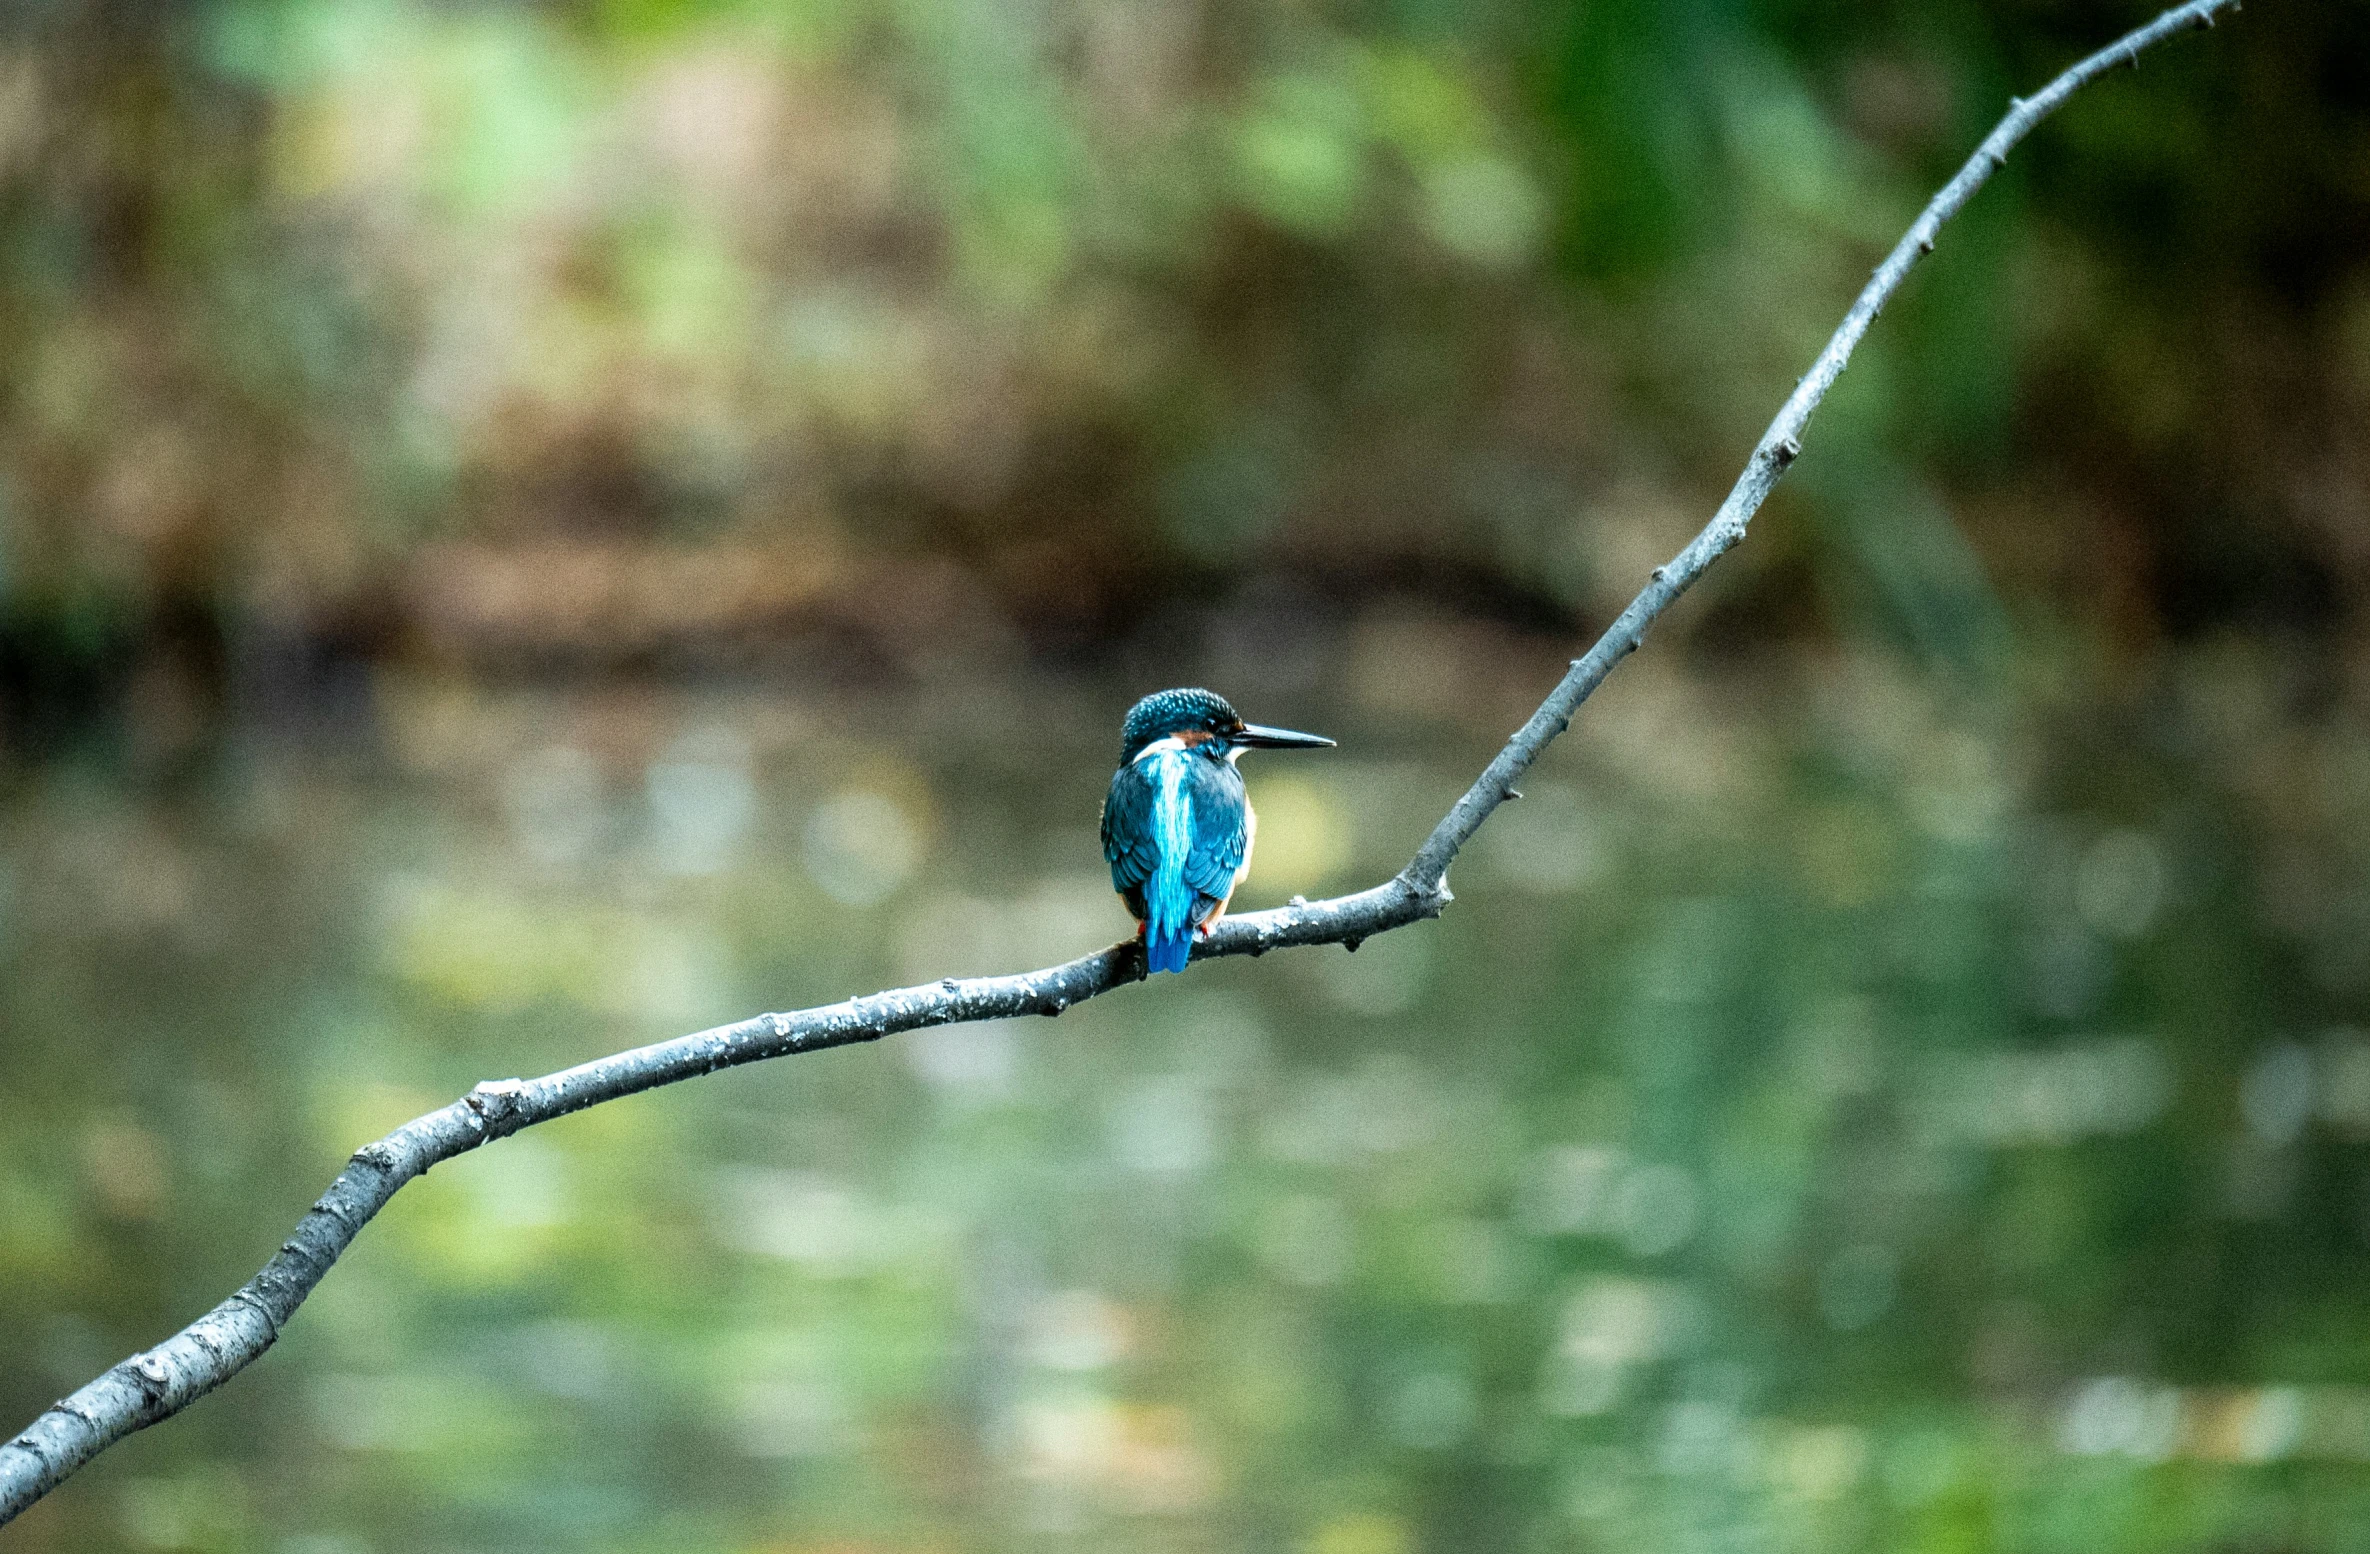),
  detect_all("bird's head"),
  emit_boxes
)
[1118,687,1335,765]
